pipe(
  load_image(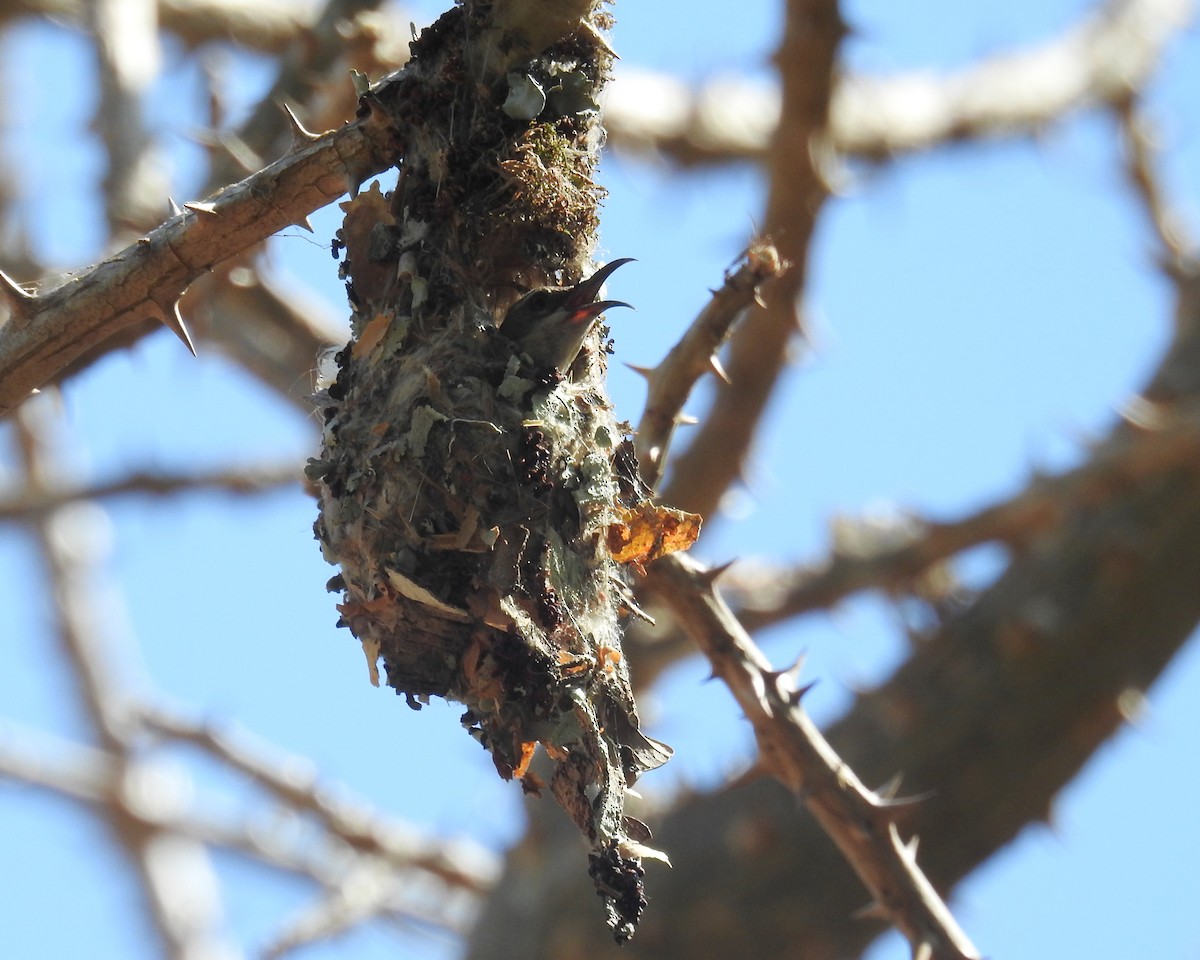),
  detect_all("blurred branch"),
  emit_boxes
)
[89,0,168,233]
[727,401,1200,628]
[141,709,499,895]
[0,461,304,522]
[1,0,313,52]
[605,0,1192,166]
[14,398,239,960]
[0,397,500,955]
[1113,93,1196,269]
